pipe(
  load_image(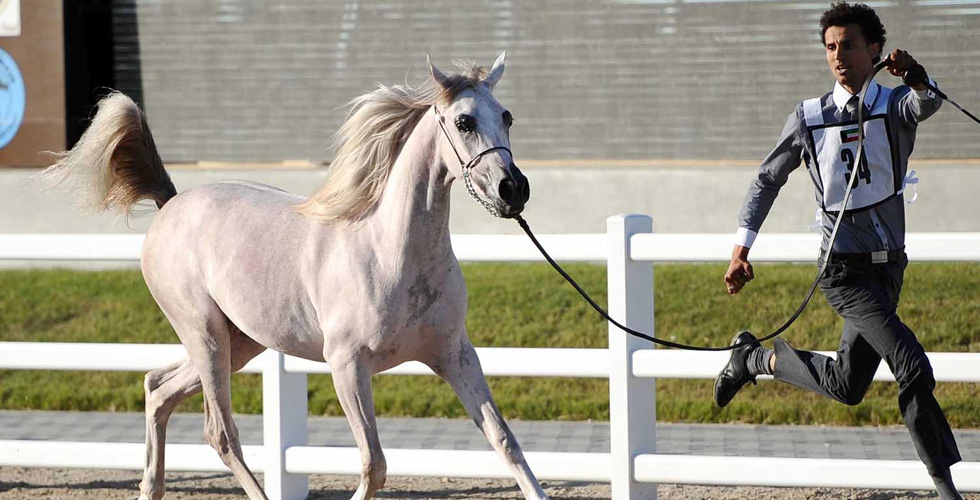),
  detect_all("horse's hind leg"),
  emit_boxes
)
[331,358,386,500]
[138,358,200,500]
[429,336,549,500]
[138,324,266,500]
[184,312,269,500]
